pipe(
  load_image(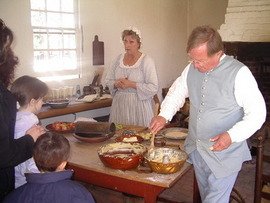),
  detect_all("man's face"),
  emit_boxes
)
[188,43,221,73]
